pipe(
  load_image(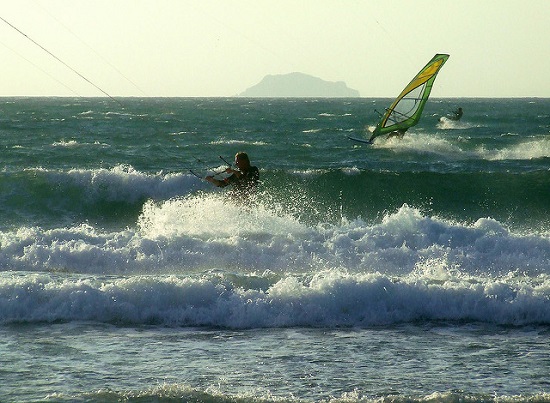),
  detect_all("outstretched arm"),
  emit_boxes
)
[205,171,236,187]
[205,176,226,187]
